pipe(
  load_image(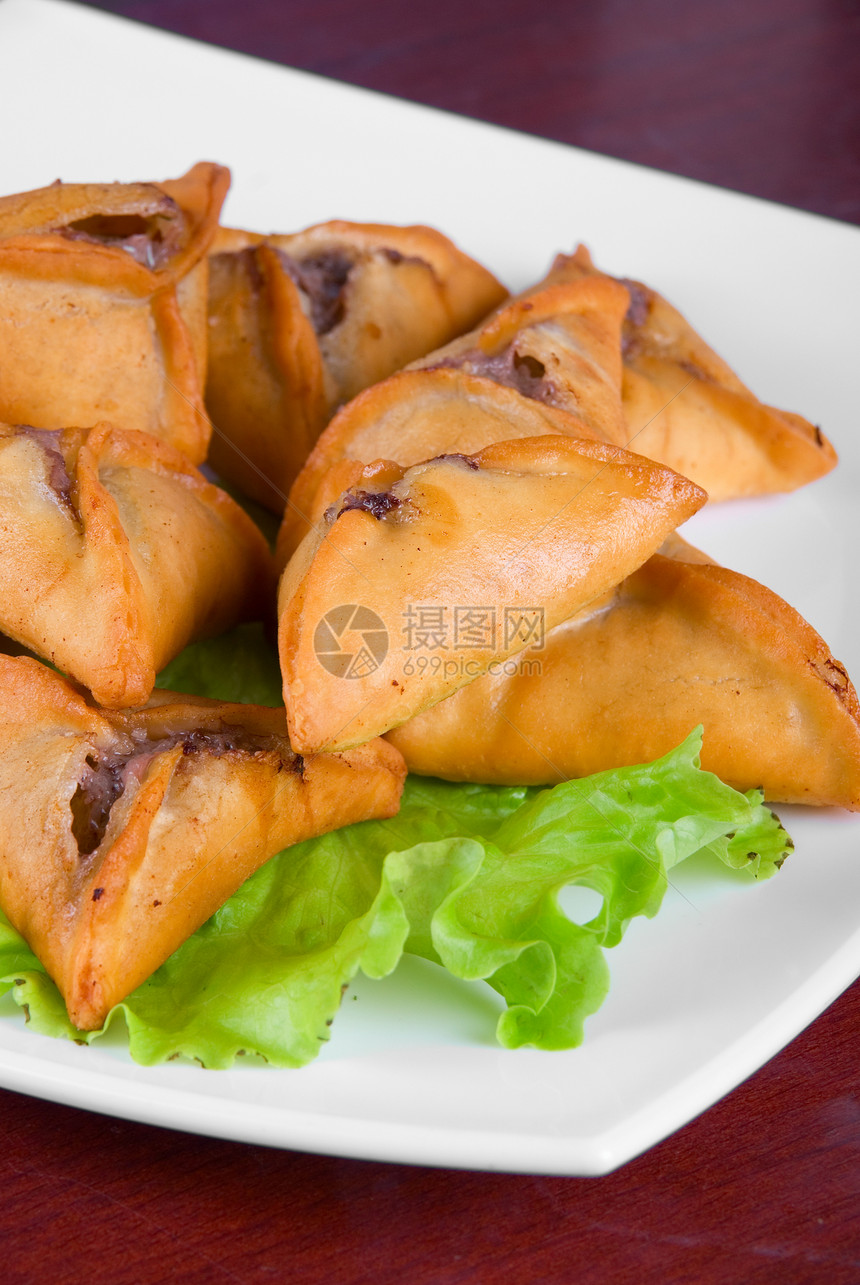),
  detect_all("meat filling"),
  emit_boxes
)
[70,725,296,858]
[381,246,433,274]
[56,204,183,270]
[330,489,402,522]
[619,278,655,358]
[431,452,480,471]
[19,427,76,516]
[620,278,653,330]
[429,346,558,405]
[278,249,354,335]
[70,754,125,857]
